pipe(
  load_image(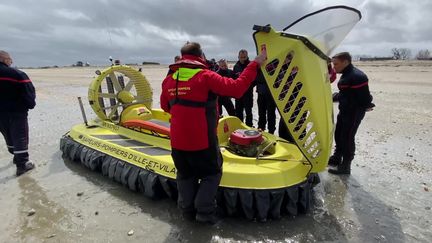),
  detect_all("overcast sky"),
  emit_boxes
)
[1,0,431,67]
